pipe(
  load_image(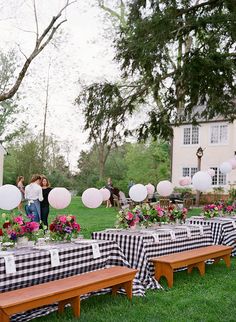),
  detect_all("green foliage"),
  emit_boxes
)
[115,0,236,139]
[75,140,170,195]
[3,133,73,187]
[0,50,26,141]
